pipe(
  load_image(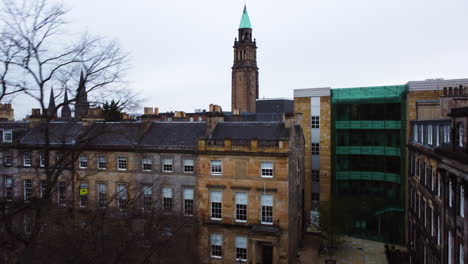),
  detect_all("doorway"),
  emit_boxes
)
[261,243,273,264]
